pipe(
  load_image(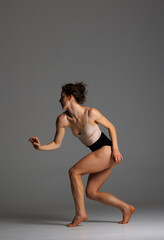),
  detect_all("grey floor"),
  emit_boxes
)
[0,205,164,240]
